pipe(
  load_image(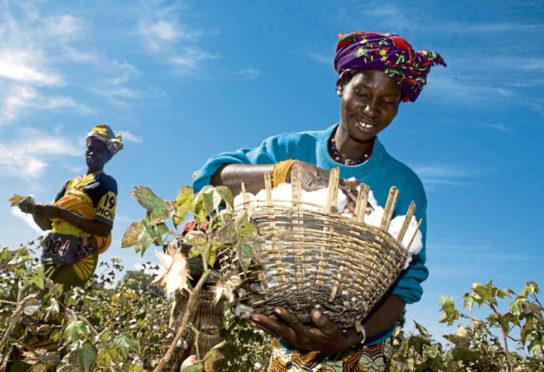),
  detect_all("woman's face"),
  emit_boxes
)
[86,137,111,171]
[339,69,402,142]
